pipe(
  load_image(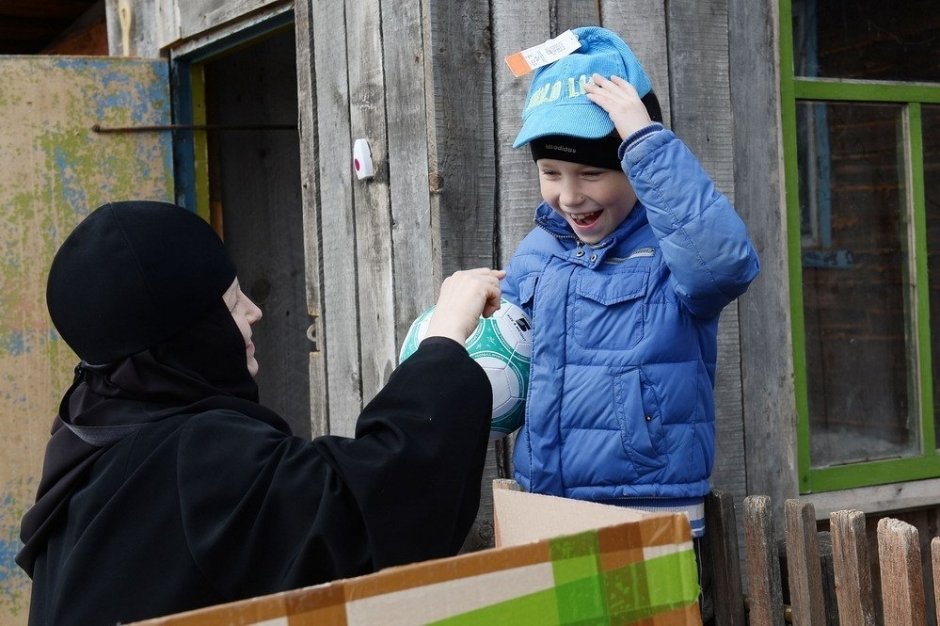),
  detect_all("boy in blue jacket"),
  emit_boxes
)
[501,27,759,612]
